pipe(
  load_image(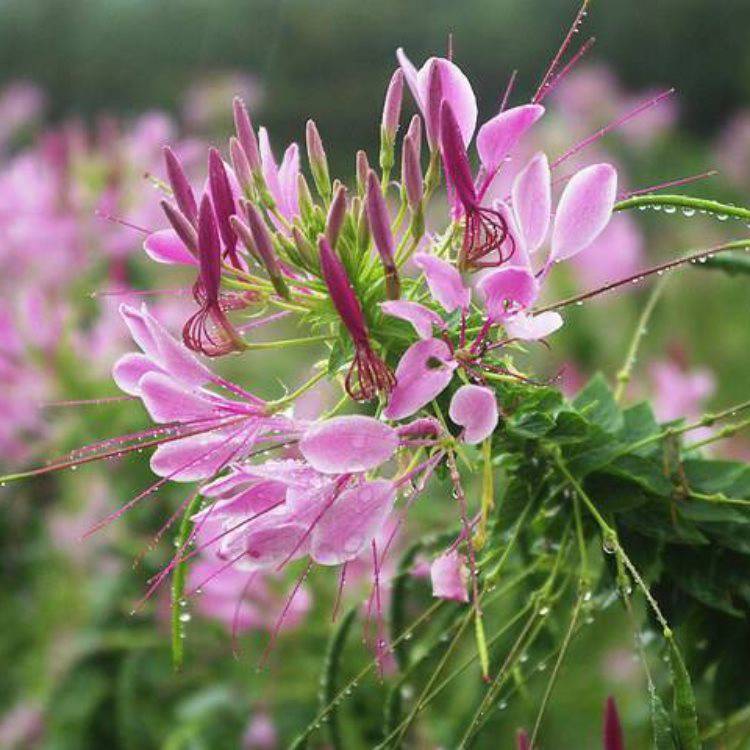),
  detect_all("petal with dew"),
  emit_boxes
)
[505,311,563,341]
[300,415,398,474]
[120,303,159,361]
[550,163,617,262]
[151,426,257,482]
[139,372,218,424]
[449,384,498,444]
[143,229,196,265]
[430,551,469,602]
[380,300,445,339]
[383,338,457,421]
[476,104,544,174]
[245,521,309,567]
[476,267,539,323]
[413,253,470,312]
[112,352,162,396]
[512,152,551,254]
[311,480,396,565]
